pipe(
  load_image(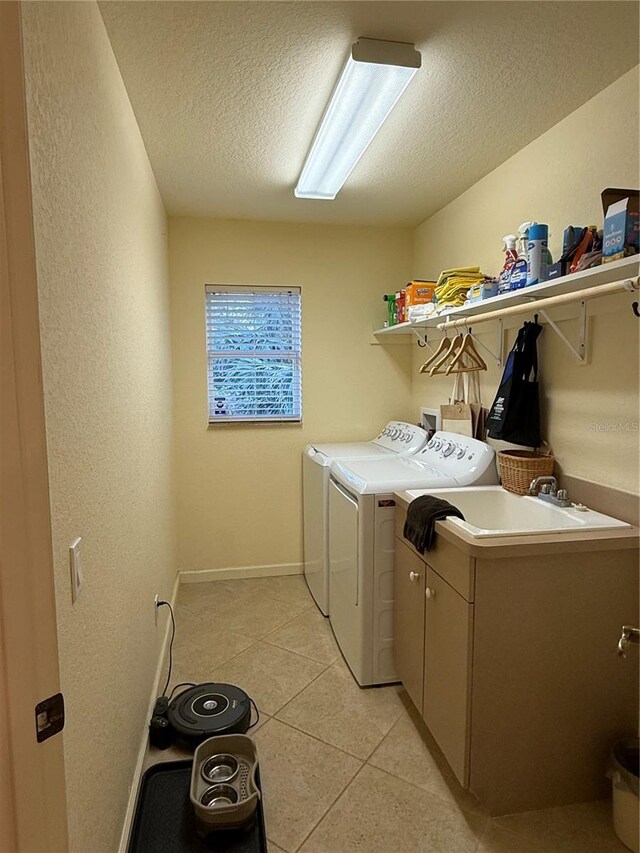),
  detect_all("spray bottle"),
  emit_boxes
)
[497,234,518,294]
[509,222,534,290]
